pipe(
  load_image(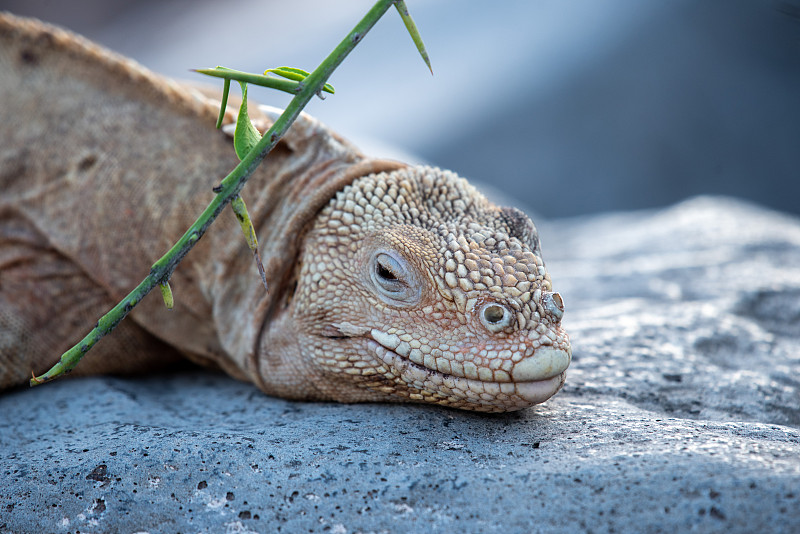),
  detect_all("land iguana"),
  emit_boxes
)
[0,13,571,412]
